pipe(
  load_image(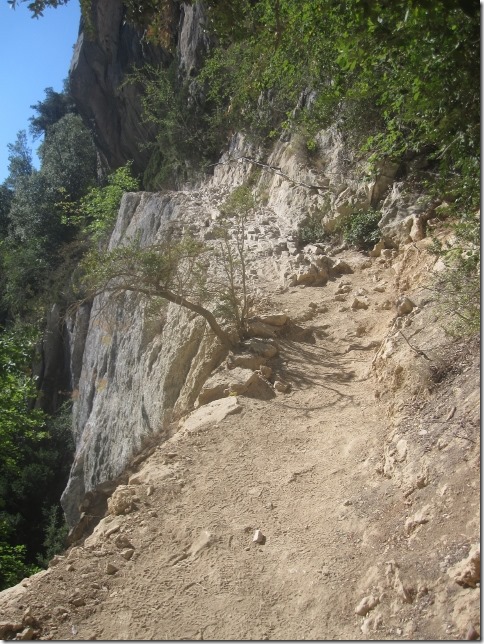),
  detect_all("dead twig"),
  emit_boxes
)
[398,330,432,361]
[210,155,329,191]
